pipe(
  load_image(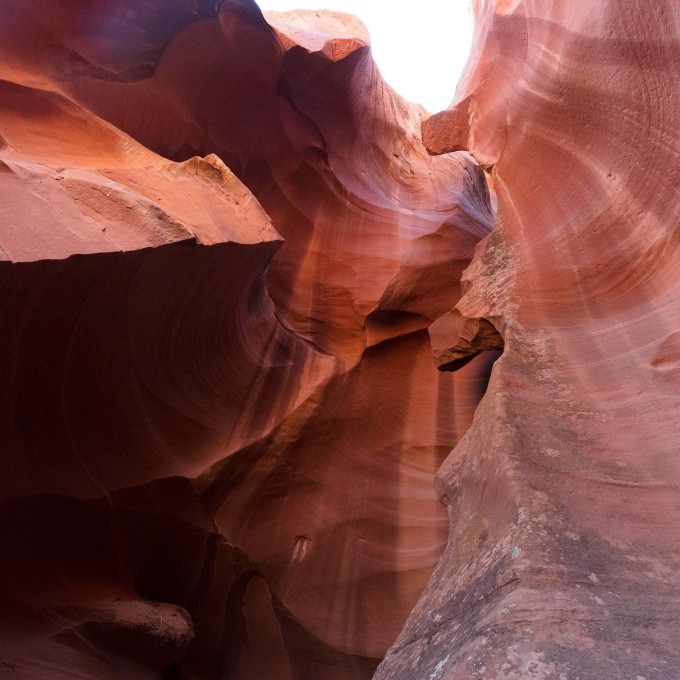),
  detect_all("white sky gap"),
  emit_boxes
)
[257,0,474,113]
